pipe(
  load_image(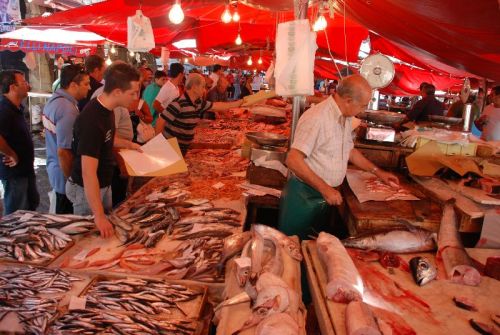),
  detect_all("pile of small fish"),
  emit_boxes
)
[85,277,201,316]
[0,266,82,334]
[49,309,198,335]
[0,211,94,263]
